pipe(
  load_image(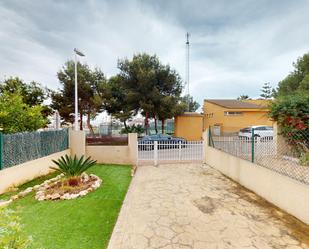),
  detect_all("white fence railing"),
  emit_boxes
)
[138,140,204,165]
